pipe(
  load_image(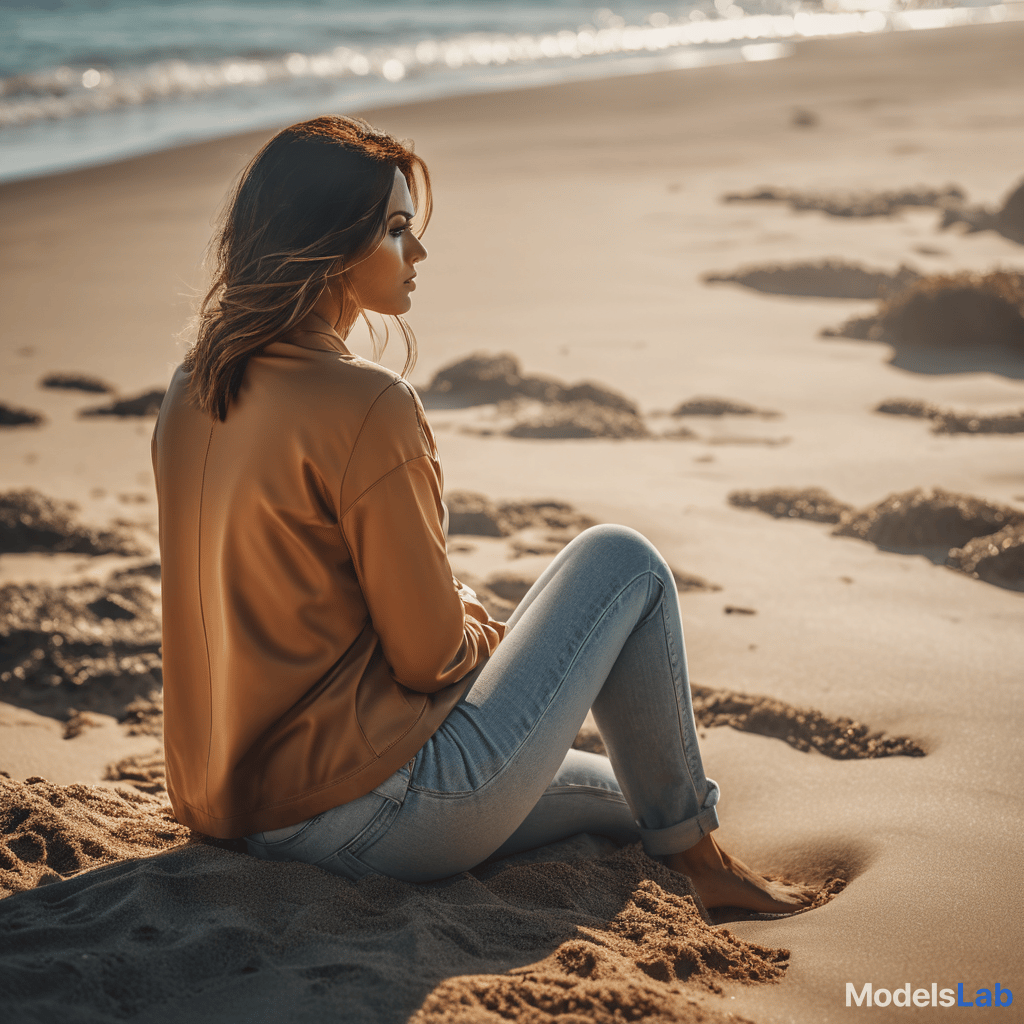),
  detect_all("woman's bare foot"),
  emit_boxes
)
[664,833,816,914]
